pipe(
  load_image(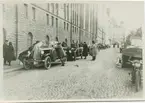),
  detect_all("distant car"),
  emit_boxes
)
[121,46,142,68]
[98,43,104,50]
